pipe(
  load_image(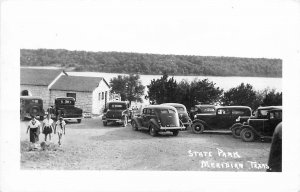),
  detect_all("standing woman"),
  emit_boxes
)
[26,116,41,148]
[42,114,54,142]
